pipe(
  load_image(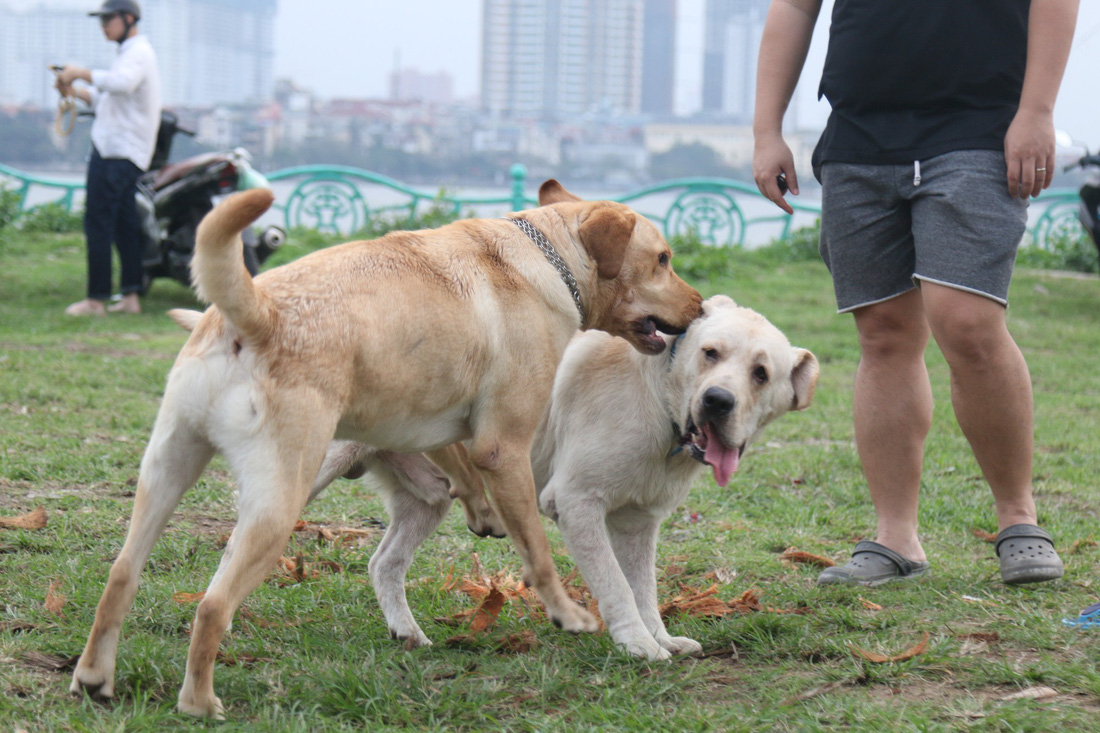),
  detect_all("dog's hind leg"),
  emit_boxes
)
[427,443,507,538]
[177,409,334,719]
[607,510,701,657]
[368,452,453,647]
[308,440,378,504]
[71,410,215,701]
